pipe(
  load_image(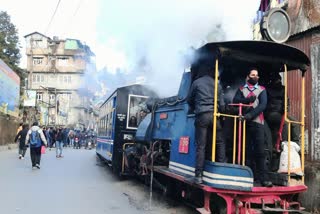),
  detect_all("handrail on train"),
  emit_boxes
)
[284,64,306,184]
[122,143,135,173]
[211,59,306,185]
